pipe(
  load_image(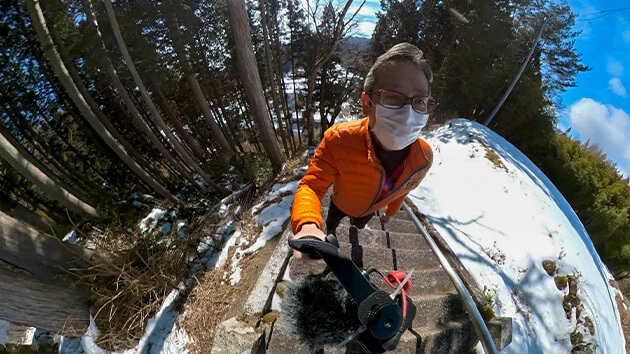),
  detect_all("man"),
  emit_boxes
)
[290,42,436,261]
